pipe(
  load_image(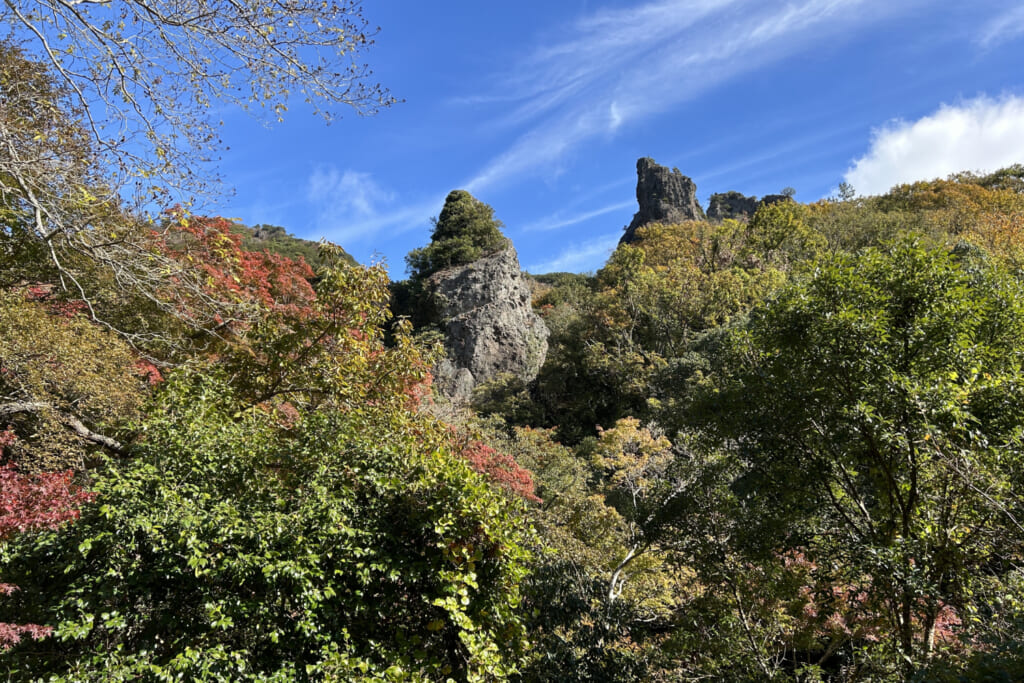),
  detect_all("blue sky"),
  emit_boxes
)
[216,0,1024,275]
